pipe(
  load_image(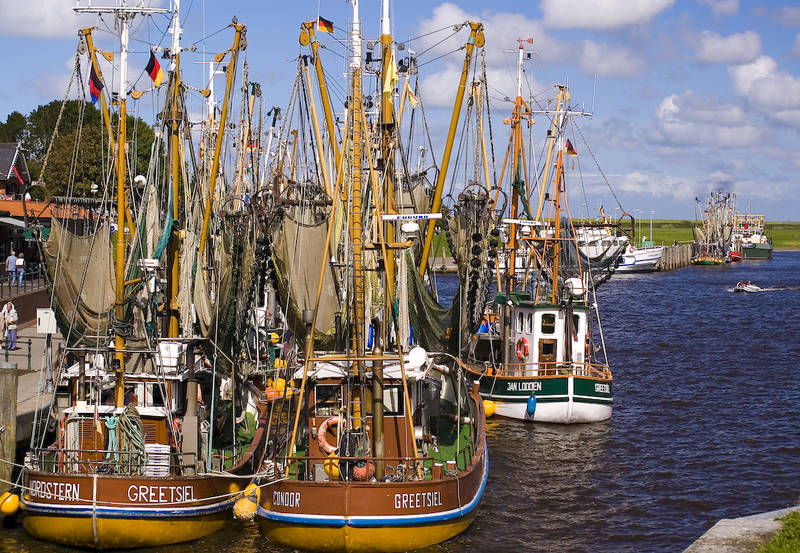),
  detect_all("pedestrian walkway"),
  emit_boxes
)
[13,322,63,446]
[684,505,800,553]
